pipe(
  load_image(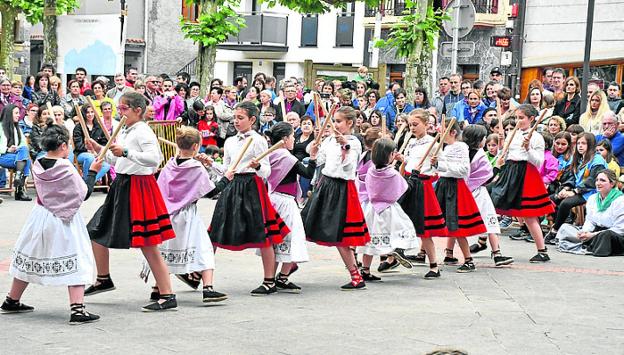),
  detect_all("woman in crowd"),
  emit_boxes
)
[31,72,60,106]
[29,106,51,159]
[362,89,380,118]
[413,87,430,109]
[207,86,235,146]
[524,87,544,114]
[72,105,111,182]
[61,80,87,119]
[293,116,315,201]
[258,89,279,121]
[186,82,202,109]
[557,169,624,256]
[451,89,487,125]
[20,103,38,136]
[375,88,414,132]
[49,76,63,99]
[596,139,620,178]
[547,116,566,136]
[91,80,117,119]
[175,83,189,112]
[544,132,607,244]
[481,81,498,108]
[369,110,383,129]
[0,104,32,201]
[355,81,368,109]
[554,76,582,126]
[579,90,609,135]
